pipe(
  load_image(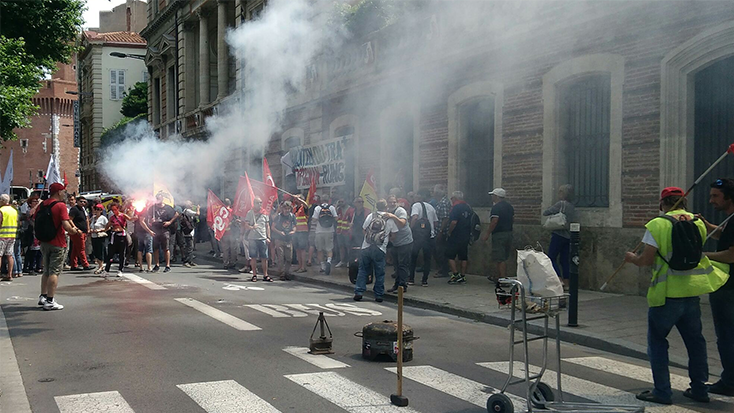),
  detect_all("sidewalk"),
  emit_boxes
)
[197,254,721,375]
